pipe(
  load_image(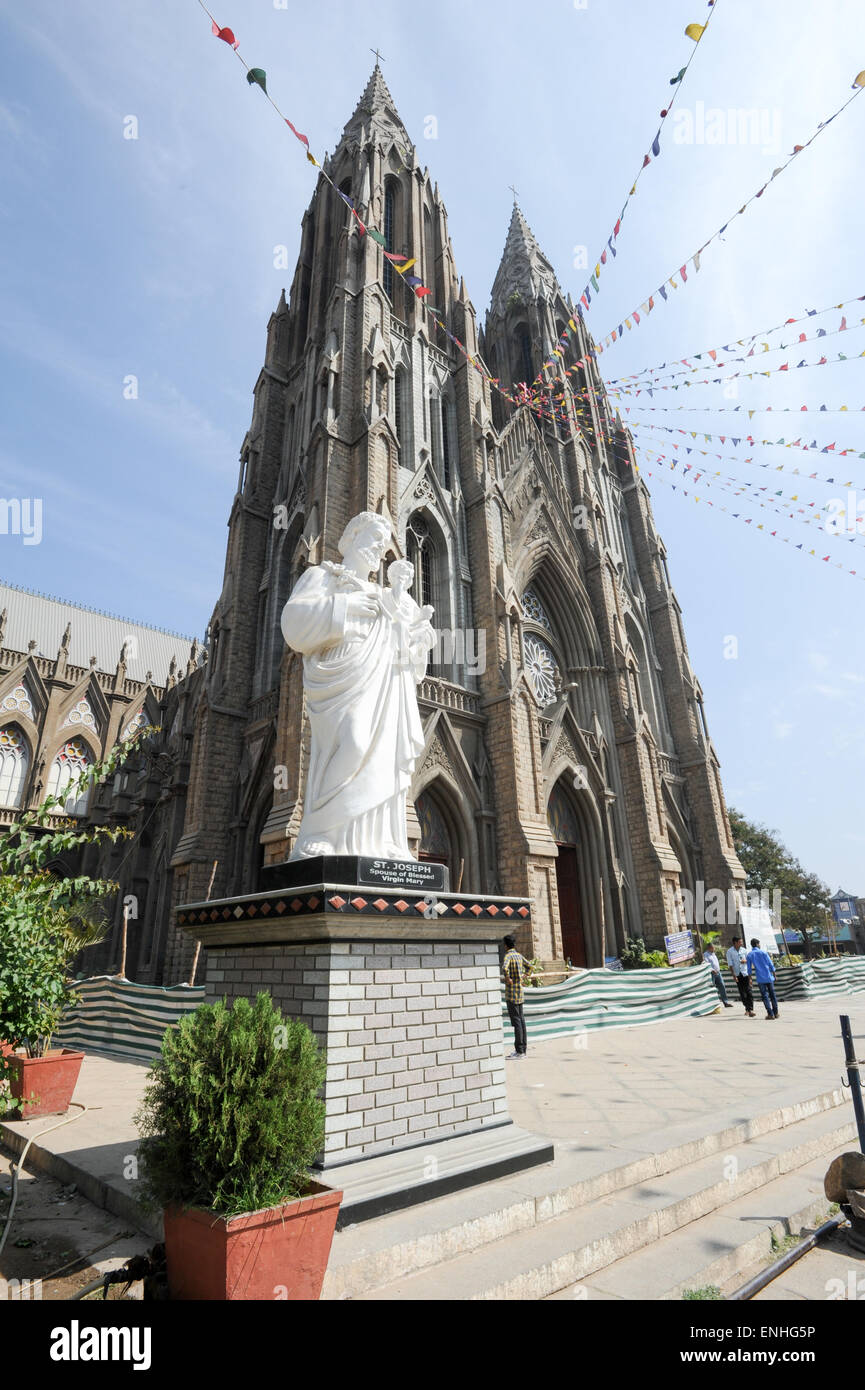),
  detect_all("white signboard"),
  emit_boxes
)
[739,905,779,955]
